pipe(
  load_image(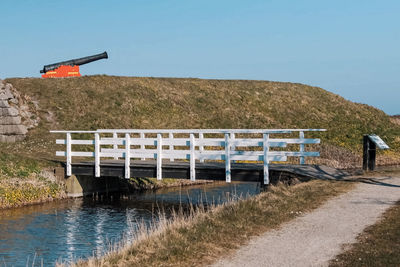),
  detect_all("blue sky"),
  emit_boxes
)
[0,0,399,114]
